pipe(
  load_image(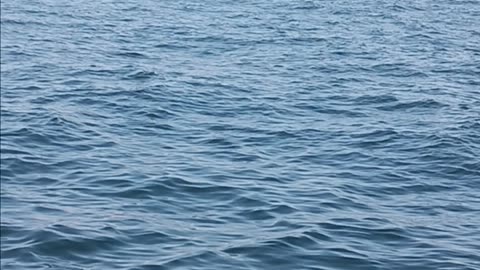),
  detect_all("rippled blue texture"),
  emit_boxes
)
[1,0,480,269]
